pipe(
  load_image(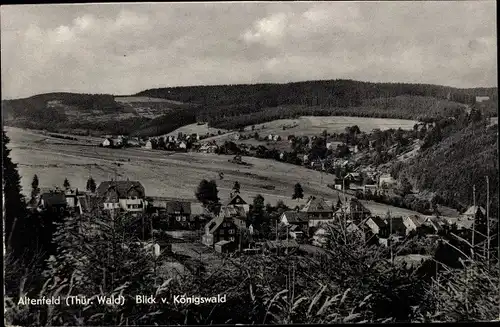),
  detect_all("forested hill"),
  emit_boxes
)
[136,79,497,108]
[398,115,498,216]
